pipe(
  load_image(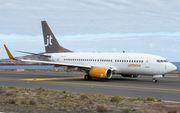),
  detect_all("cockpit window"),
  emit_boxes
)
[157,60,168,63]
[164,60,168,62]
